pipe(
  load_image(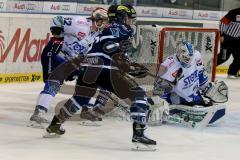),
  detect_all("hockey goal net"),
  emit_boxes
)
[129,26,219,85]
